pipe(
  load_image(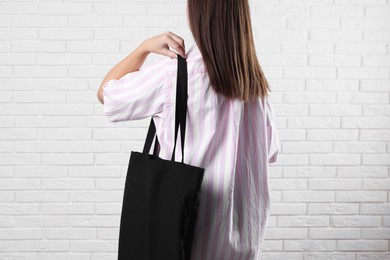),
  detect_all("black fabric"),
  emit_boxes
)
[117,54,205,260]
